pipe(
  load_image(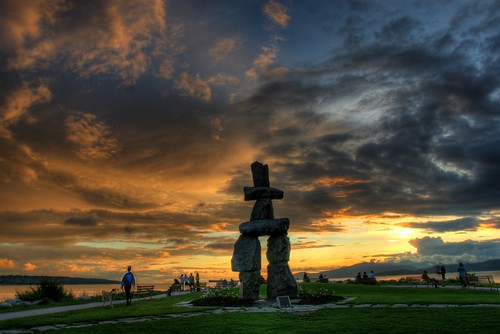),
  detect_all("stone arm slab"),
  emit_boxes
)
[239,218,289,236]
[244,186,284,201]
